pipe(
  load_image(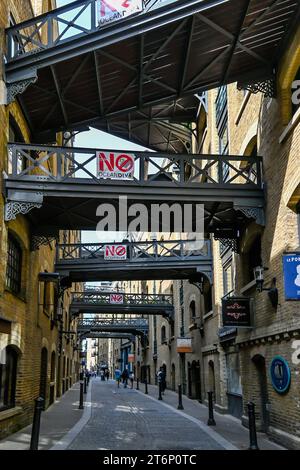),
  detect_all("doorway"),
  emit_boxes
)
[252,354,269,431]
[39,347,48,405]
